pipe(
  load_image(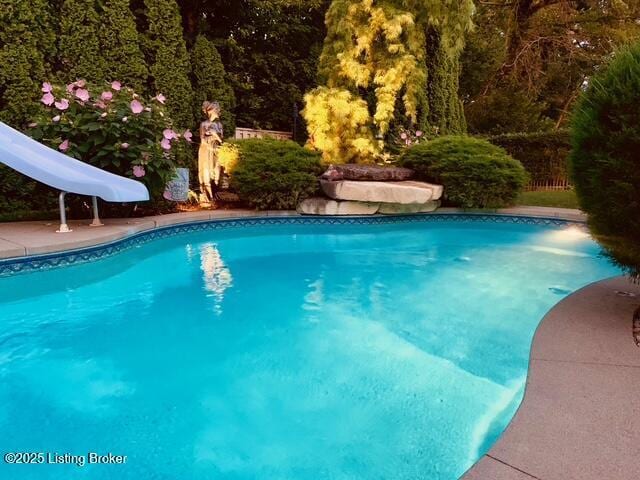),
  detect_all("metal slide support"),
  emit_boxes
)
[56,192,72,233]
[89,196,104,227]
